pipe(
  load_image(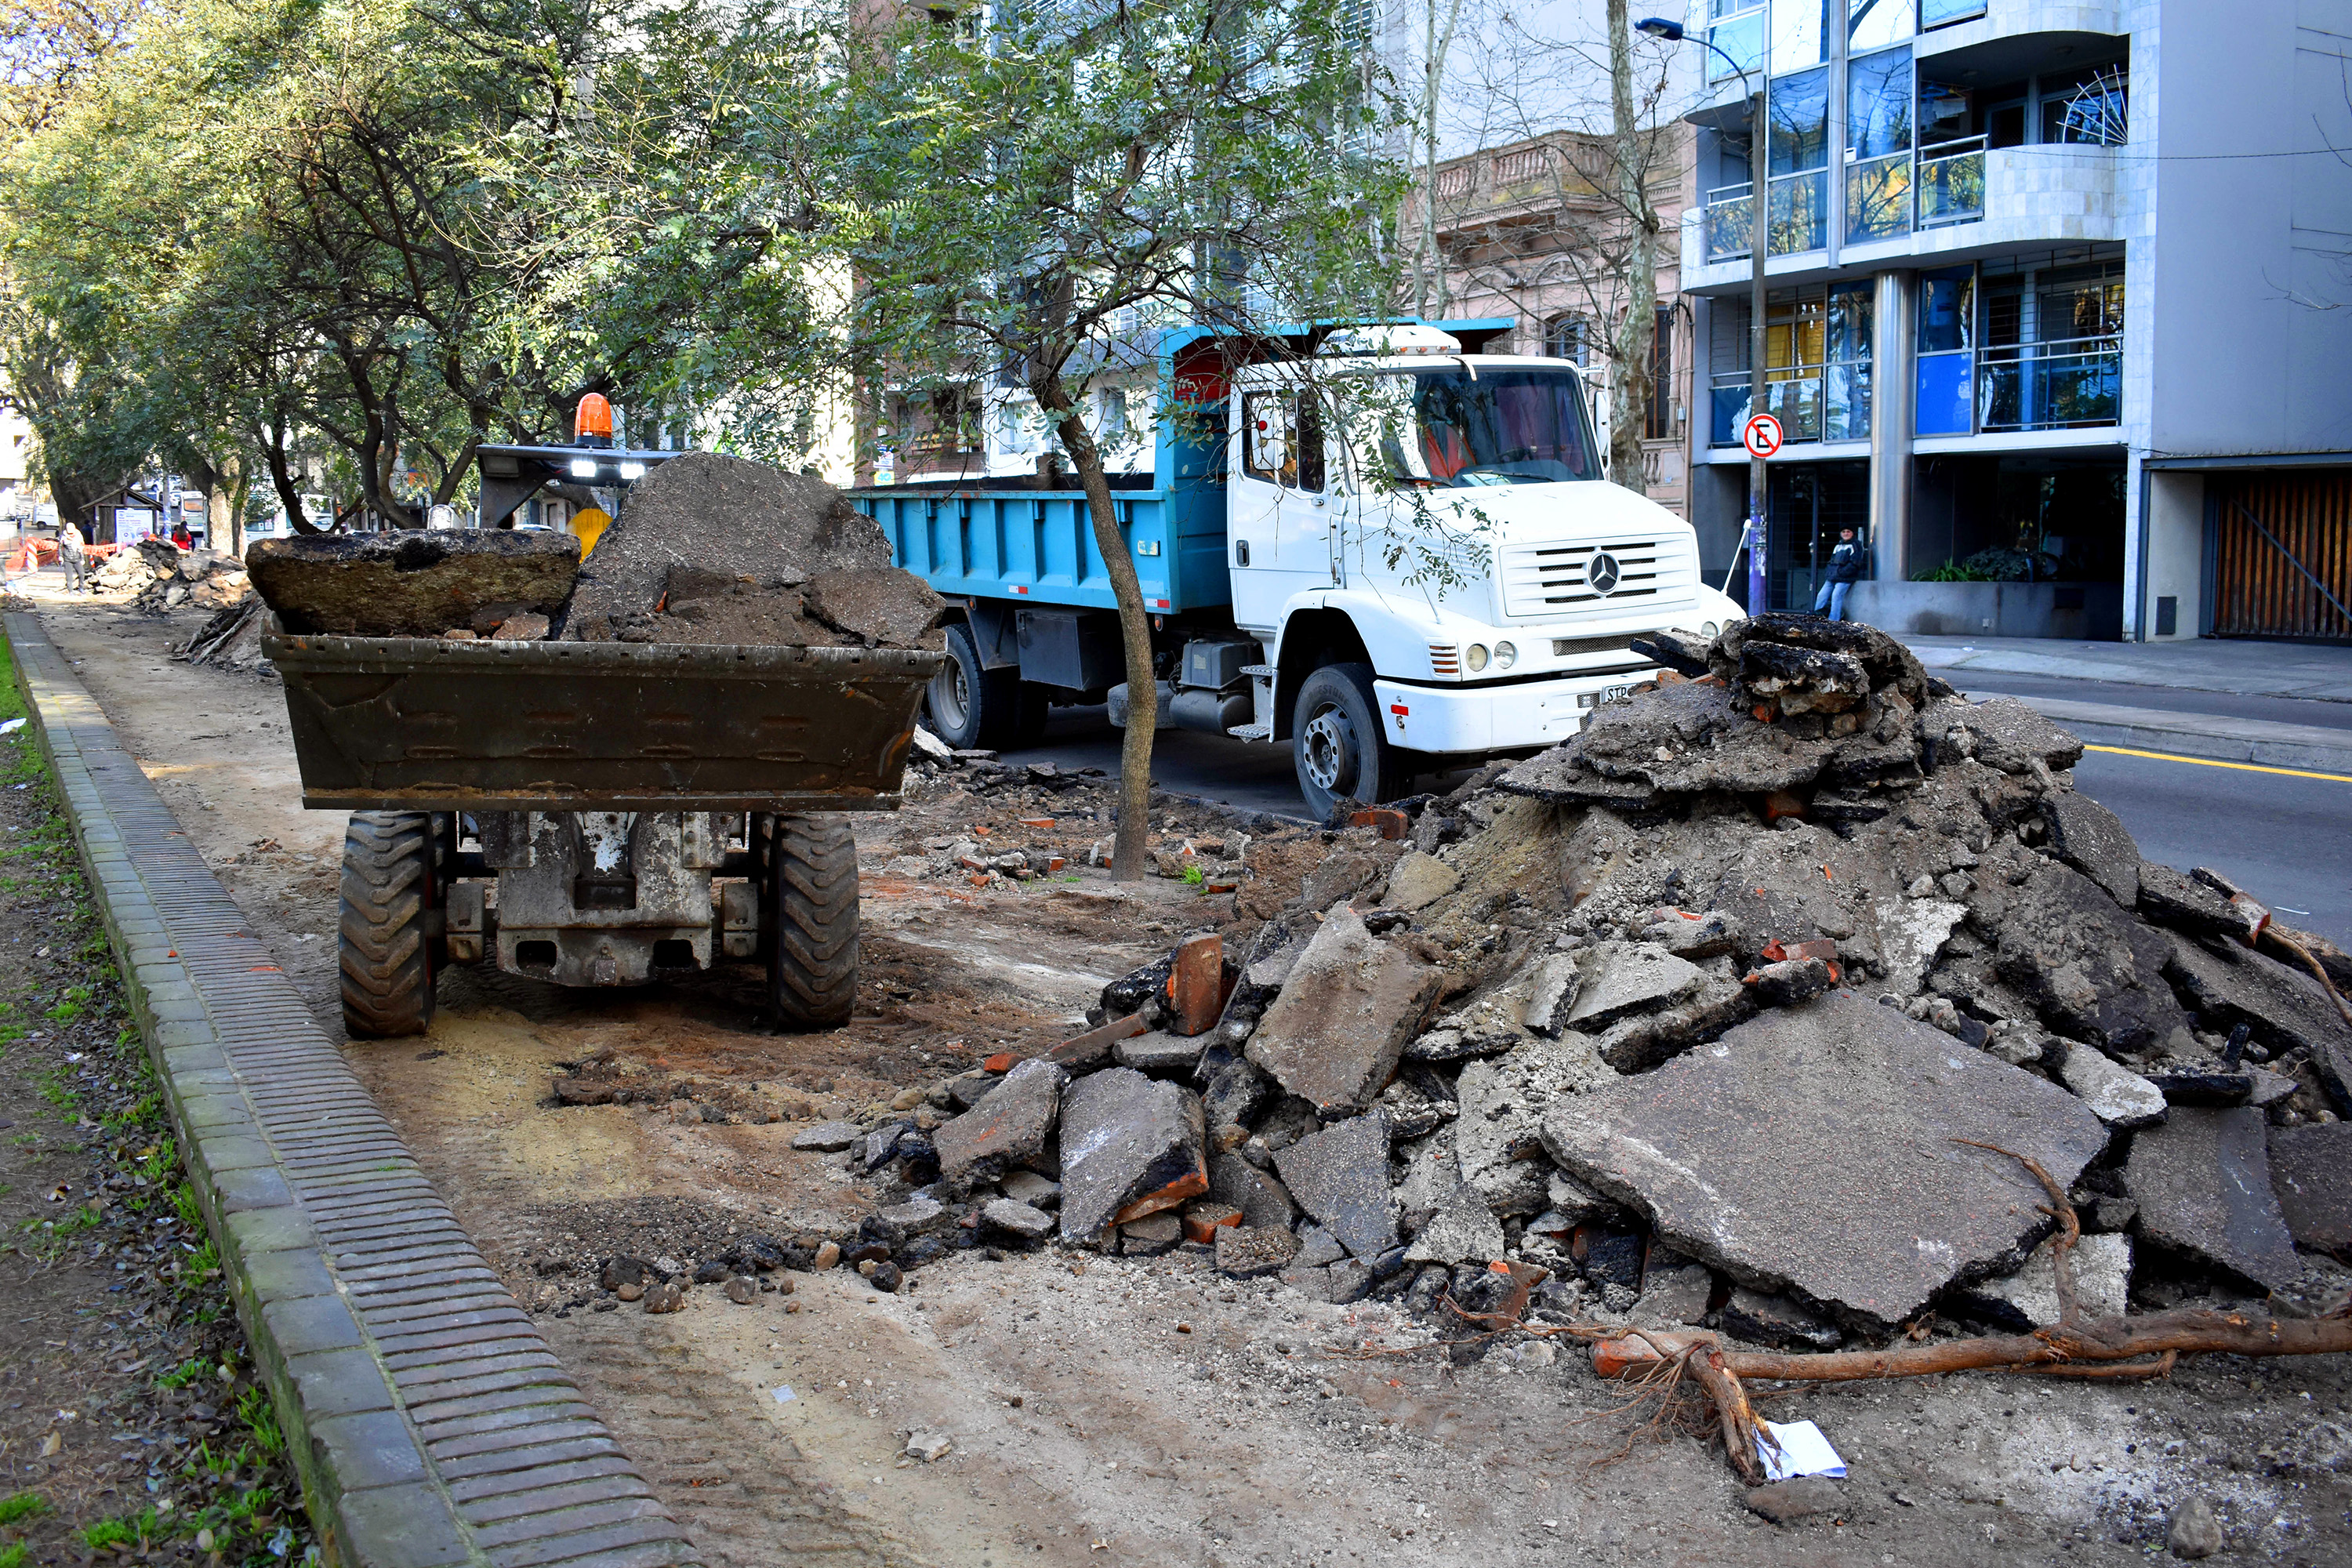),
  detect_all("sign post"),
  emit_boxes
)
[1739,414,1781,613]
